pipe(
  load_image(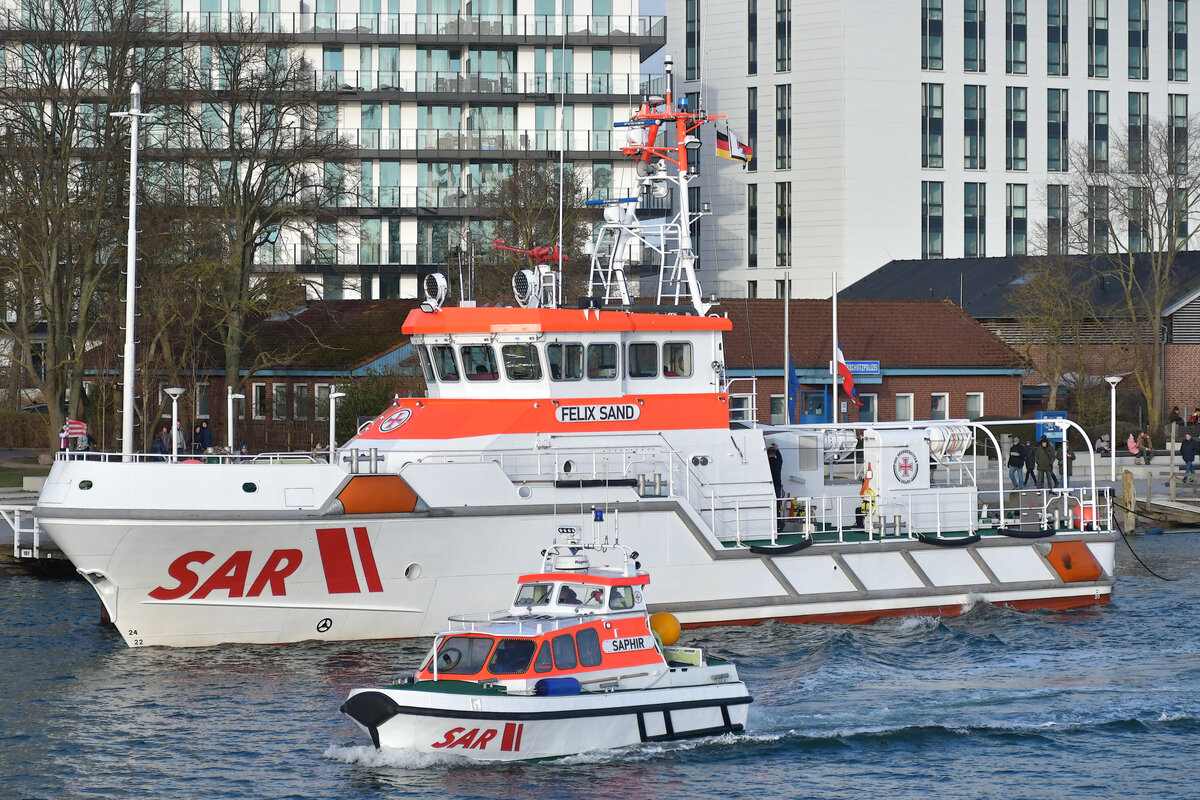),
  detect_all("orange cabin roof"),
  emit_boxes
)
[402,306,732,336]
